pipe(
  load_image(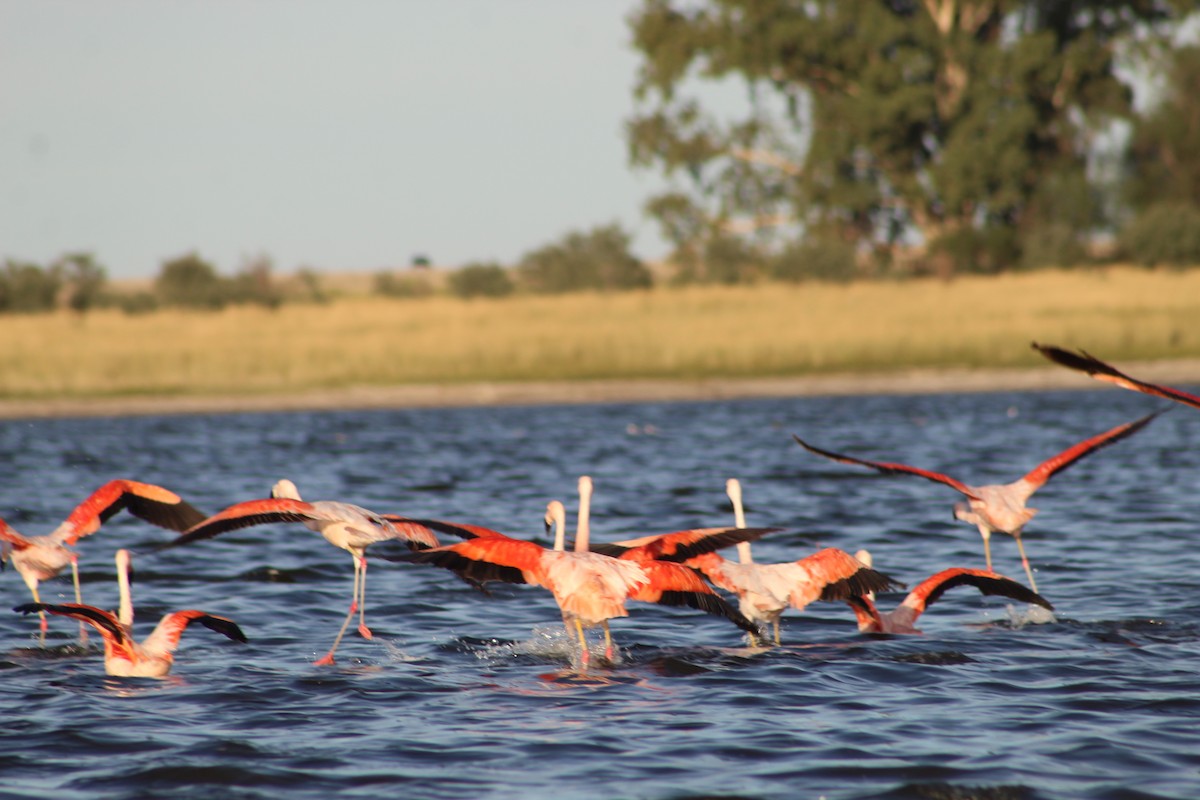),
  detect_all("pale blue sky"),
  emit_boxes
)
[0,1,674,278]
